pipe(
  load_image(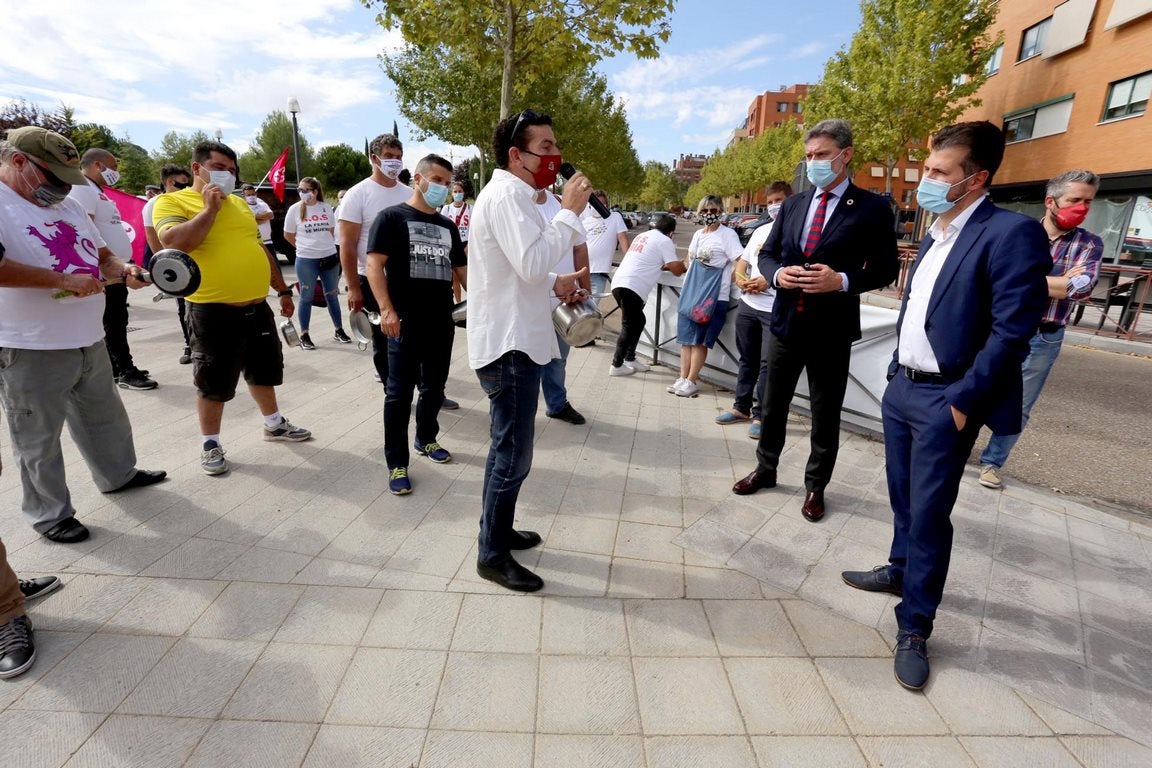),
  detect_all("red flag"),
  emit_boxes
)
[269,147,290,202]
[103,187,147,266]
